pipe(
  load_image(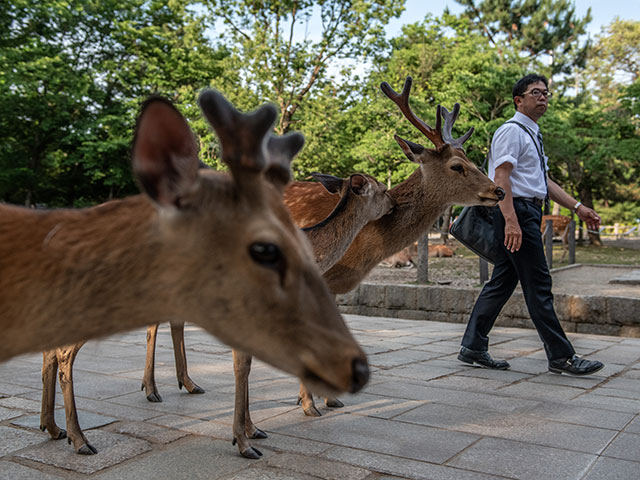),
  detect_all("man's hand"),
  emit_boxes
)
[504,215,522,252]
[577,205,601,232]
